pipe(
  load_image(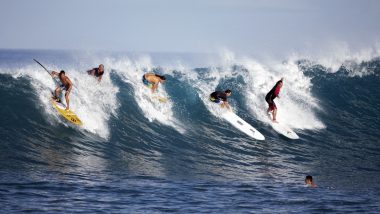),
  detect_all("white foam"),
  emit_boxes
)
[8,64,119,139]
[175,54,239,120]
[291,41,380,77]
[241,58,325,130]
[106,56,185,133]
[178,50,325,131]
